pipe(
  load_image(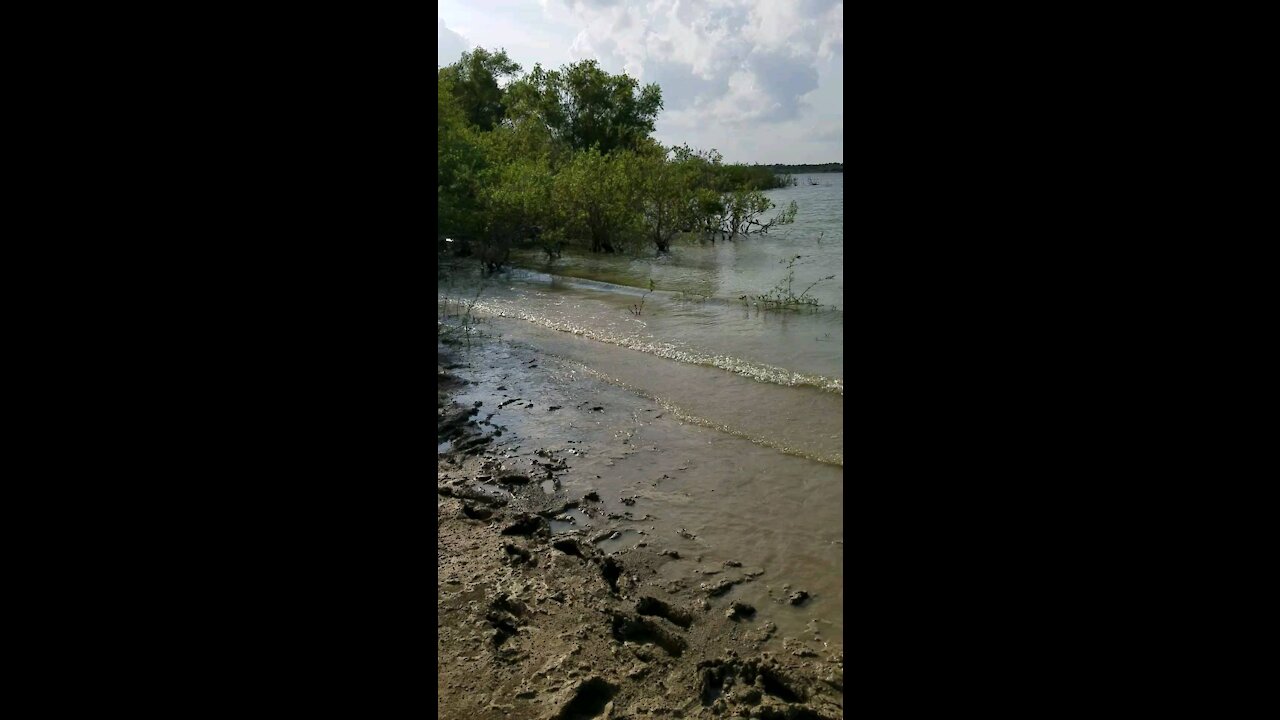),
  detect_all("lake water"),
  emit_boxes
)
[439,173,843,647]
